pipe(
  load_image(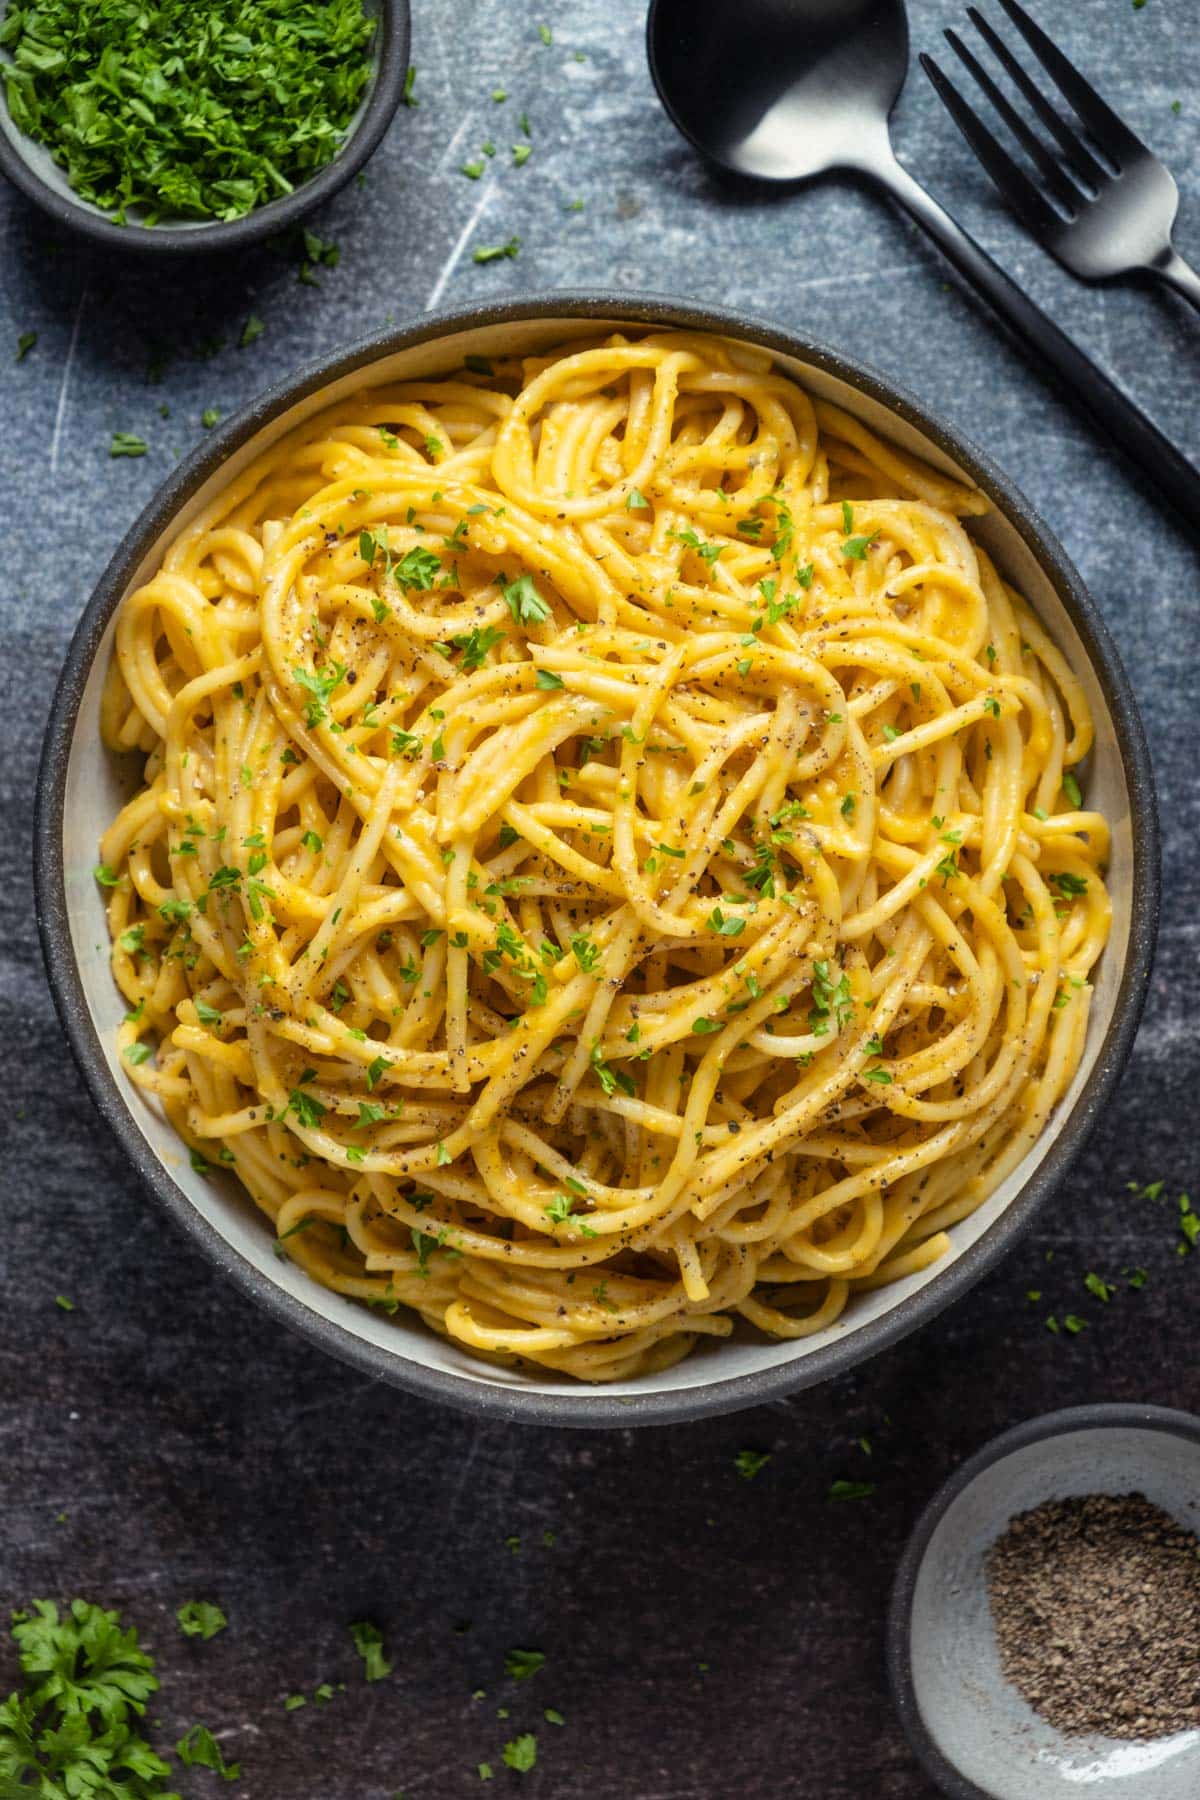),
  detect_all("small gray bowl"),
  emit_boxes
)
[0,0,409,254]
[888,1404,1200,1799]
